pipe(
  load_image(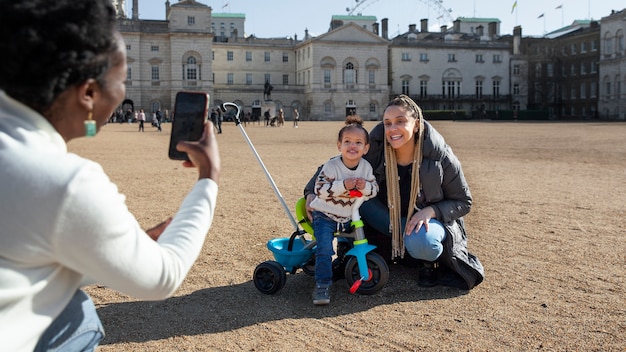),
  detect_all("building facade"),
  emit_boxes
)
[114,0,625,121]
[388,19,516,117]
[599,9,626,120]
